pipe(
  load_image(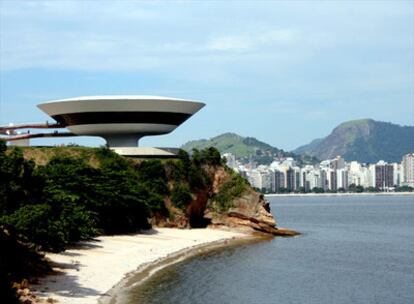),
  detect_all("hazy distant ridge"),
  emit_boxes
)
[293,119,414,163]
